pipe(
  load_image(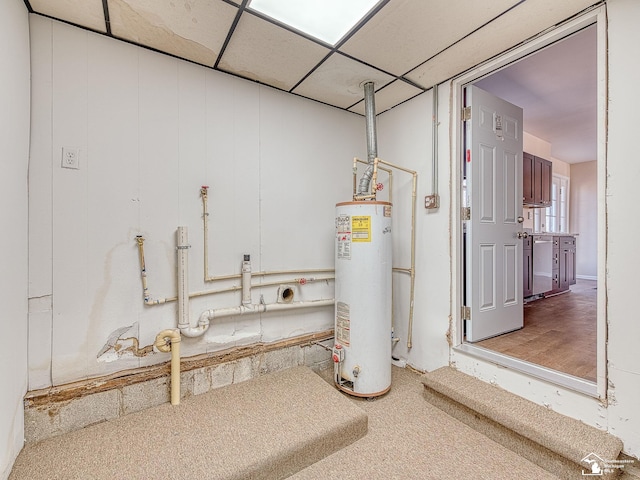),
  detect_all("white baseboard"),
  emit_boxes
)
[576,275,597,281]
